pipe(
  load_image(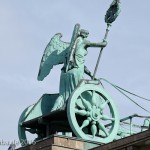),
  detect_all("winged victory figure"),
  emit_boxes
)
[37,24,107,111]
